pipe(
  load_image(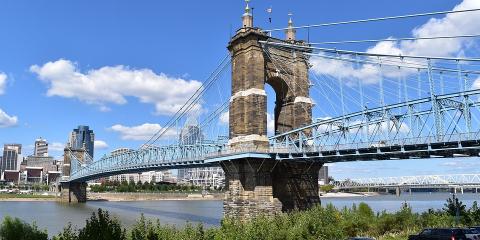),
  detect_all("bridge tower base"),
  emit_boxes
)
[59,182,87,203]
[221,158,322,220]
